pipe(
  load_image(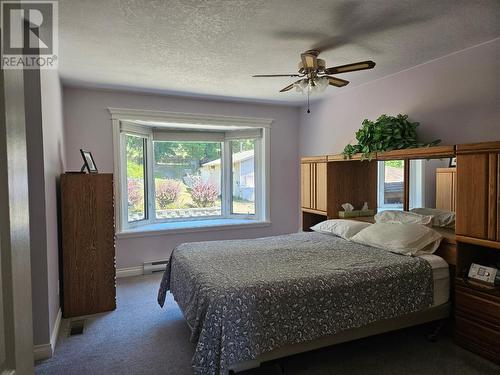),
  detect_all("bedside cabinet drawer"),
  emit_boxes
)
[455,315,500,364]
[455,286,500,326]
